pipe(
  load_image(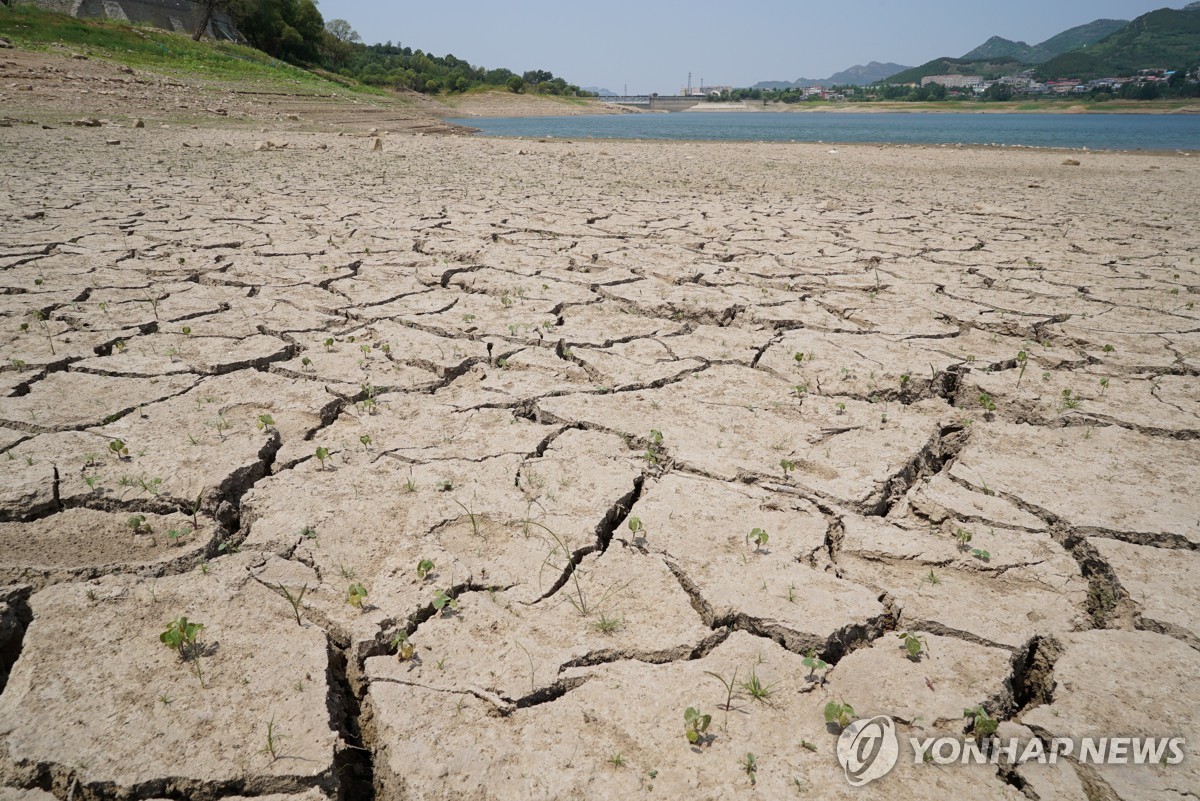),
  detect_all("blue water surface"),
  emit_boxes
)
[447,111,1200,151]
